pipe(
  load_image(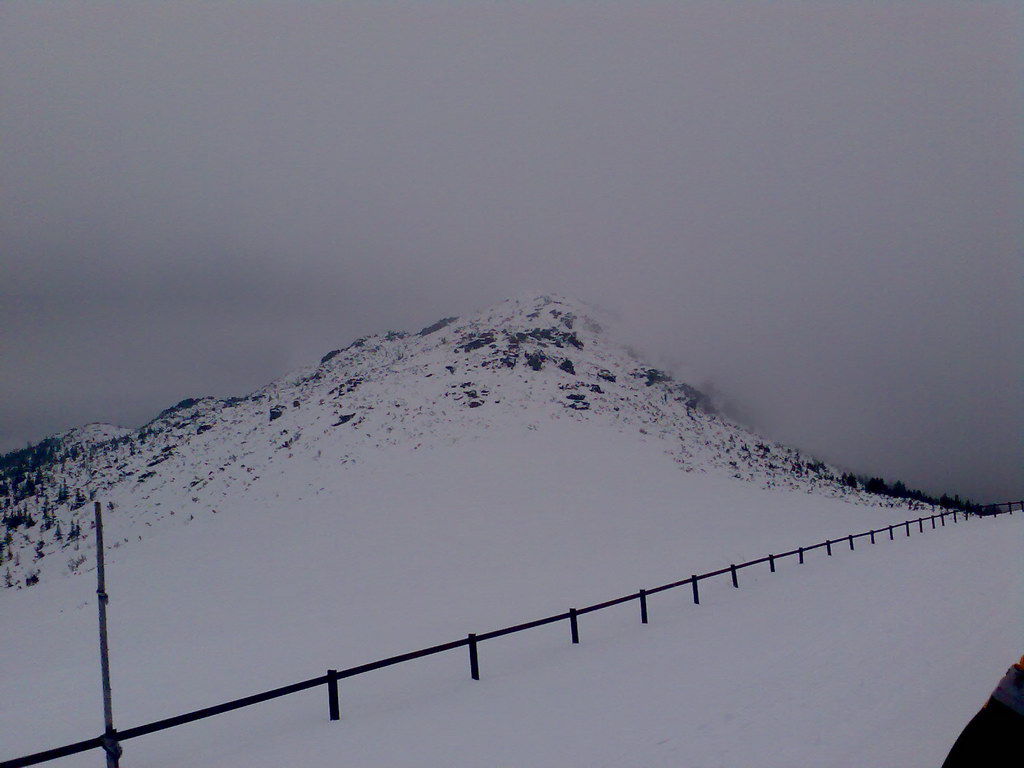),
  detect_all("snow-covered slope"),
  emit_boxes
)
[0,294,1018,767]
[0,418,1019,767]
[2,294,908,590]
